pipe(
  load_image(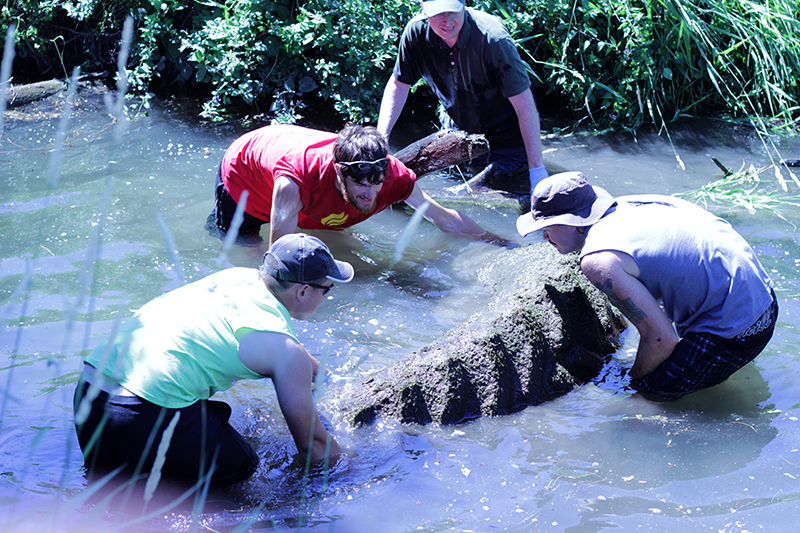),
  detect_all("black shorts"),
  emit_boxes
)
[633,293,779,402]
[74,380,259,485]
[211,164,268,238]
